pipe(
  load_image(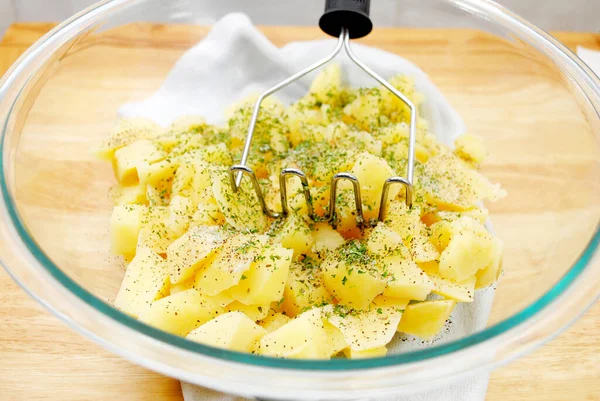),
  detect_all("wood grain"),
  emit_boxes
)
[0,23,599,401]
